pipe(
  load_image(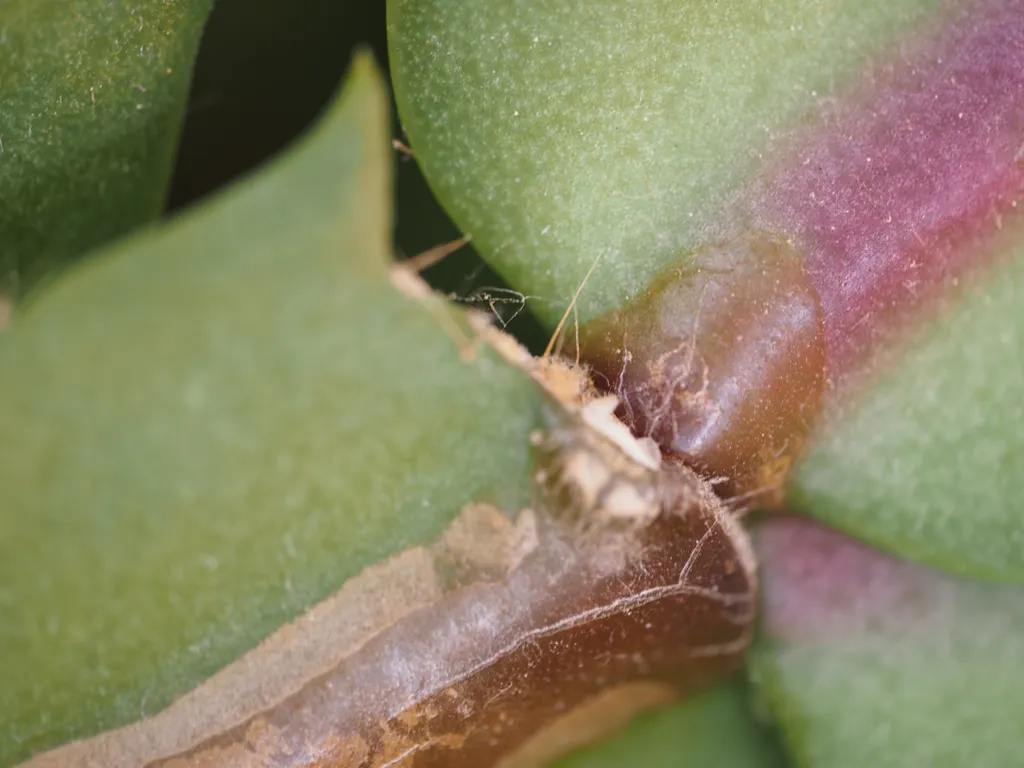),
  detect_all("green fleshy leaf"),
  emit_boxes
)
[0,0,213,296]
[750,517,1024,768]
[387,0,942,325]
[790,248,1024,582]
[552,681,787,768]
[169,0,385,207]
[0,55,541,764]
